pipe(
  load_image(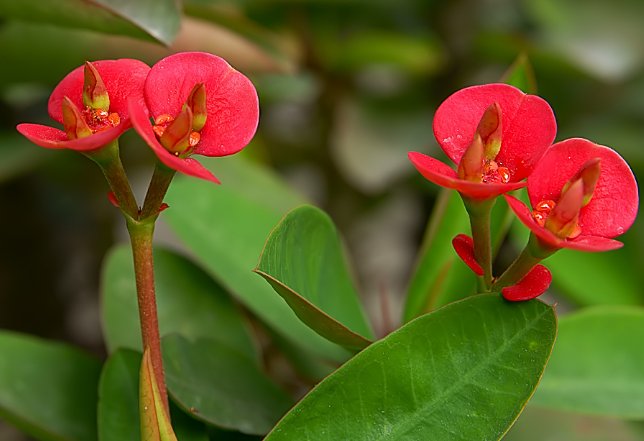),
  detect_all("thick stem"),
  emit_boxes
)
[126,218,170,416]
[140,162,176,220]
[462,197,496,290]
[85,140,139,218]
[491,234,555,290]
